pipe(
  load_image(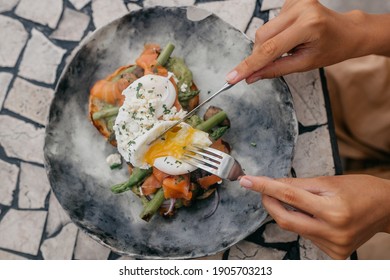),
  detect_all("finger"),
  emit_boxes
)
[240,175,325,216]
[254,14,293,46]
[246,50,316,81]
[226,24,307,84]
[262,195,325,236]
